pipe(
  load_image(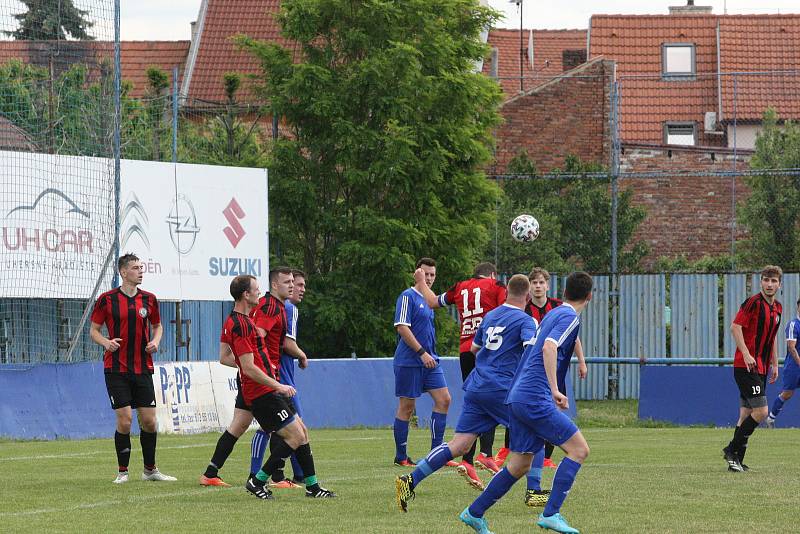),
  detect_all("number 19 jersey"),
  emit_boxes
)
[438,277,507,353]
